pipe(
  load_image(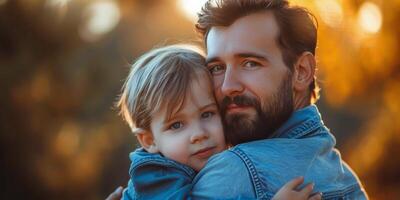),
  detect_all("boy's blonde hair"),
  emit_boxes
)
[117,44,211,133]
